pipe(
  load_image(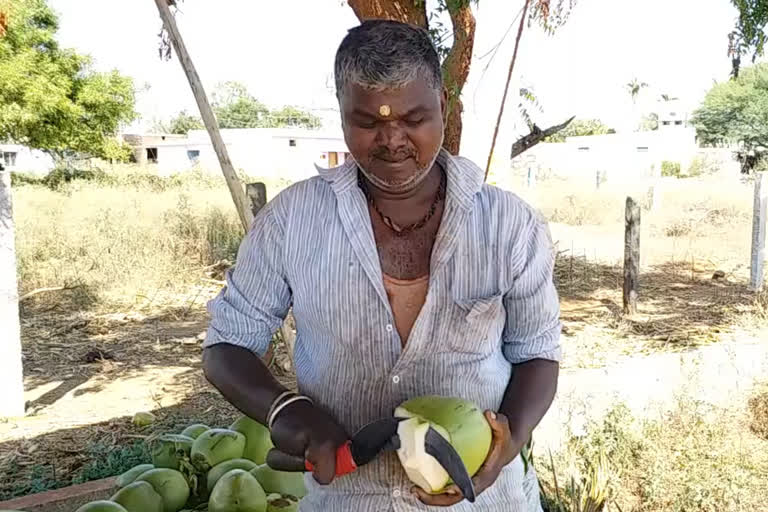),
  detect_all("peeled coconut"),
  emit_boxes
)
[110,480,164,512]
[207,458,259,492]
[250,465,306,498]
[229,415,274,464]
[191,429,246,472]
[151,434,194,470]
[394,395,492,494]
[135,468,190,512]
[266,493,299,512]
[208,469,267,512]
[180,423,210,439]
[116,464,154,488]
[74,502,128,512]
